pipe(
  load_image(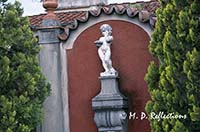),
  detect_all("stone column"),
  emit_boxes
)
[36,0,70,132]
[92,75,128,132]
